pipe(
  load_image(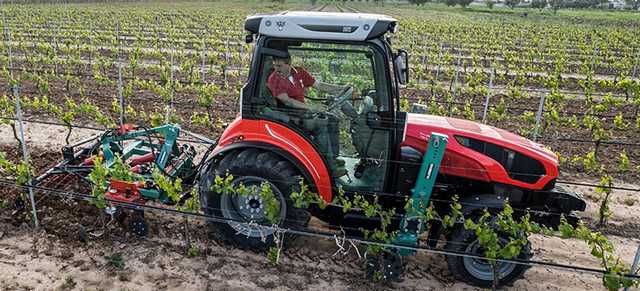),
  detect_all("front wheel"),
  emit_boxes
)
[445,226,532,288]
[199,149,310,251]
